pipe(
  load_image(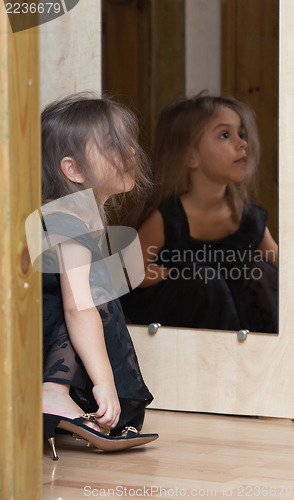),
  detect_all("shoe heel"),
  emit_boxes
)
[48,437,59,461]
[43,414,61,461]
